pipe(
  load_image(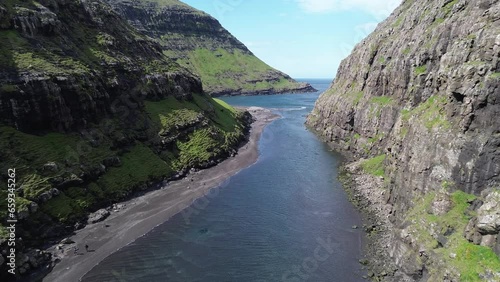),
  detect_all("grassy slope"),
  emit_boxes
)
[176,48,300,94]
[0,95,246,230]
[132,0,307,95]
